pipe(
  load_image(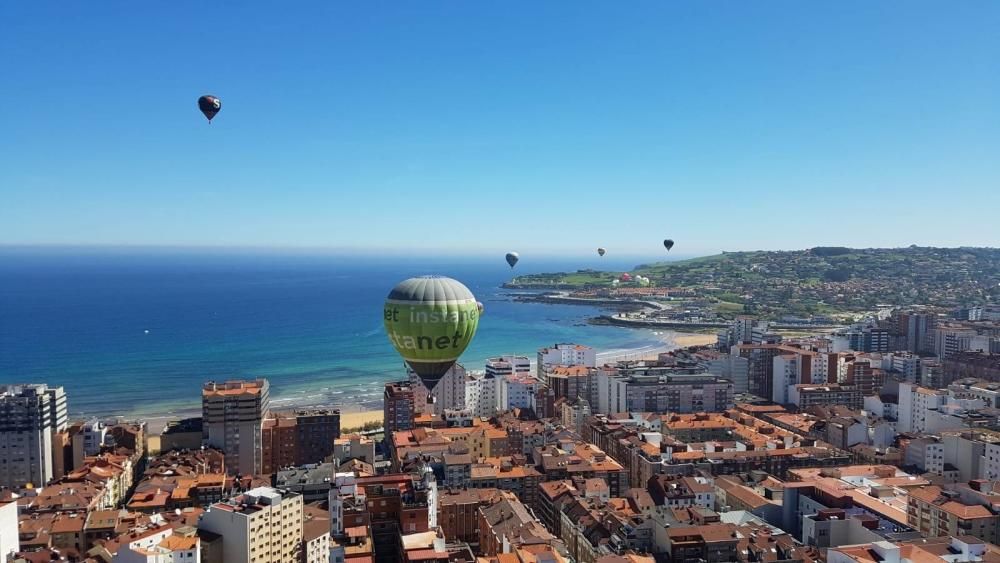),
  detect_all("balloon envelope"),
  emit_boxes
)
[597,248,606,257]
[664,239,674,251]
[198,95,221,121]
[384,276,480,390]
[505,252,519,268]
